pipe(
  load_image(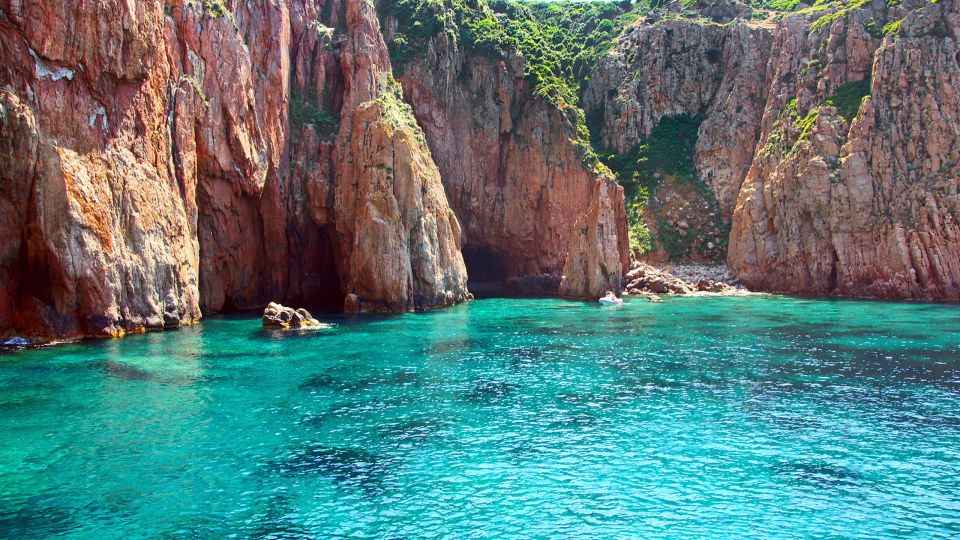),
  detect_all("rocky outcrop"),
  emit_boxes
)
[0,0,472,341]
[558,178,630,298]
[590,0,960,300]
[393,25,630,297]
[331,0,469,312]
[262,302,322,328]
[622,261,740,297]
[0,0,203,339]
[4,0,956,344]
[584,11,772,218]
[729,0,960,299]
